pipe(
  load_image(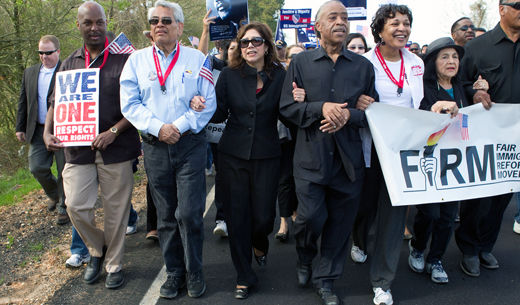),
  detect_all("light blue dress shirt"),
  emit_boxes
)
[120,44,216,137]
